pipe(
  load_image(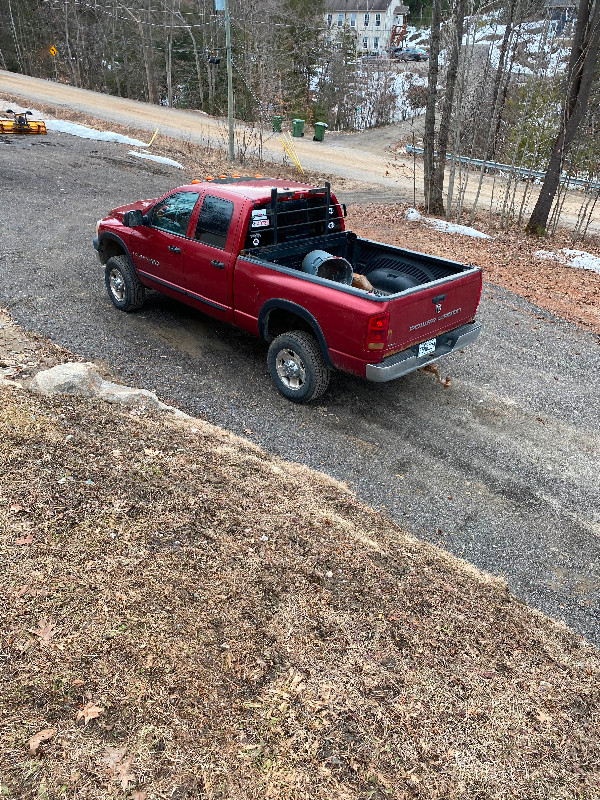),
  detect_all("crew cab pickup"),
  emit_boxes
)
[93,178,482,402]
